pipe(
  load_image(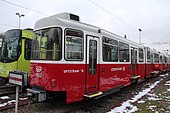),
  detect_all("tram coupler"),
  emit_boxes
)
[27,88,46,102]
